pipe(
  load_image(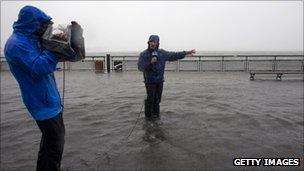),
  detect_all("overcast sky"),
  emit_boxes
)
[1,1,303,53]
